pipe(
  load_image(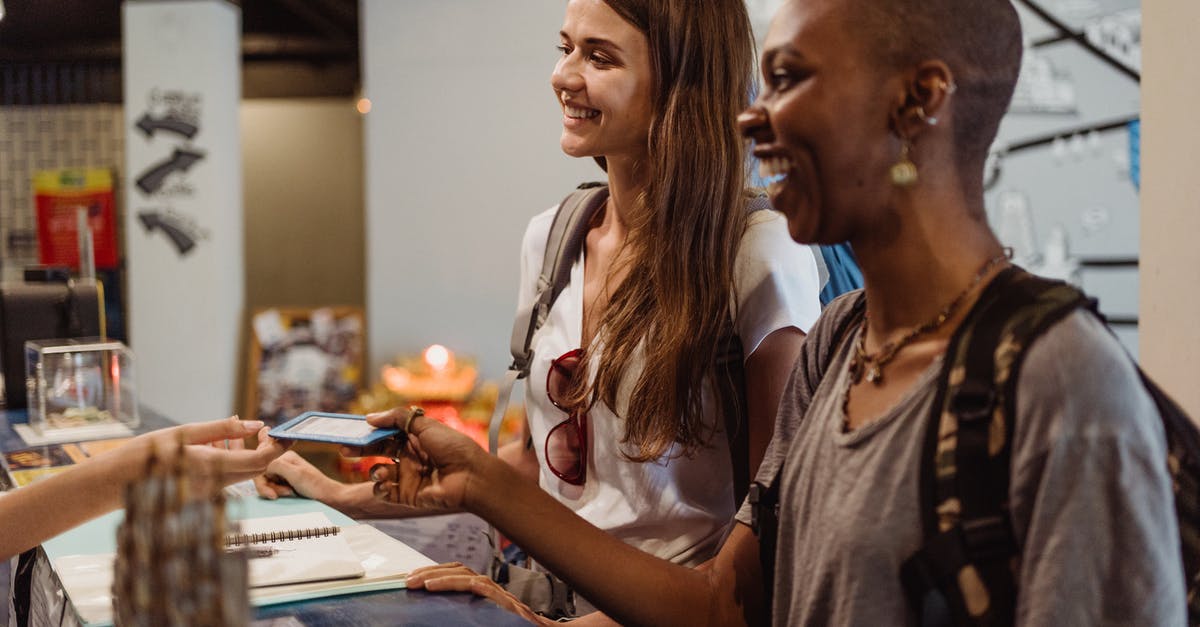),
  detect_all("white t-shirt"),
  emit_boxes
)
[517,206,821,566]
